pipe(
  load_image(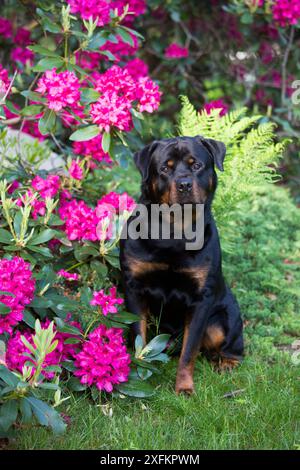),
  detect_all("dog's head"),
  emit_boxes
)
[134,136,226,205]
